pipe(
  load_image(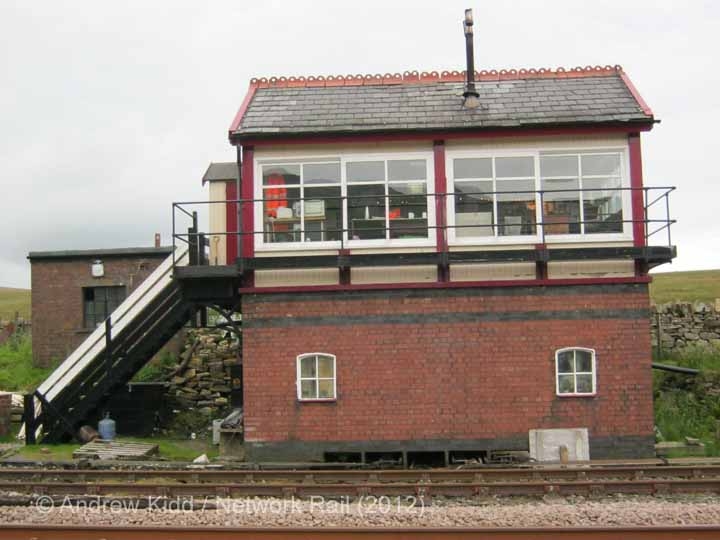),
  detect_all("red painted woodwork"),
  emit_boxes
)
[241,146,255,258]
[628,134,645,248]
[225,181,238,263]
